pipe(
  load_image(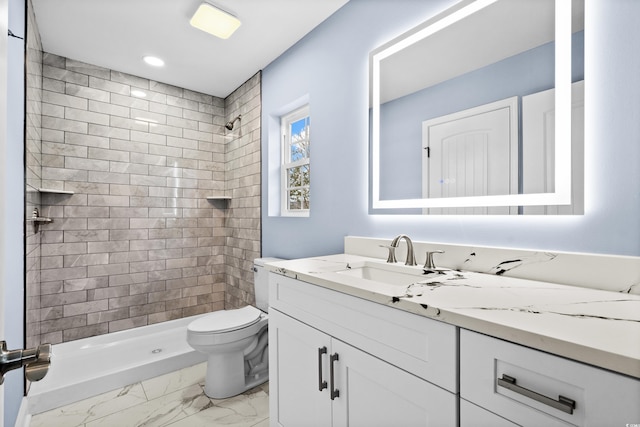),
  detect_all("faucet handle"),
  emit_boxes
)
[0,341,52,384]
[424,250,444,269]
[379,245,397,263]
[25,343,52,382]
